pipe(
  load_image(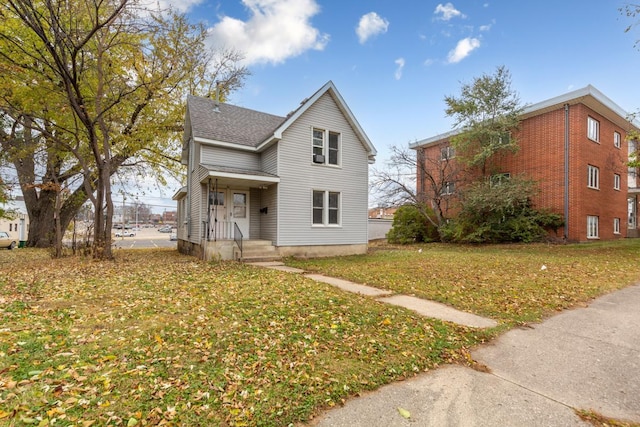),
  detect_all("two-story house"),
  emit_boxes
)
[174,81,376,260]
[410,85,640,242]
